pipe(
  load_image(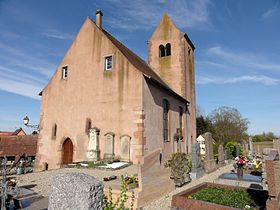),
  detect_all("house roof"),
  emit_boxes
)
[0,135,38,157]
[0,131,13,136]
[100,22,189,104]
[0,128,26,136]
